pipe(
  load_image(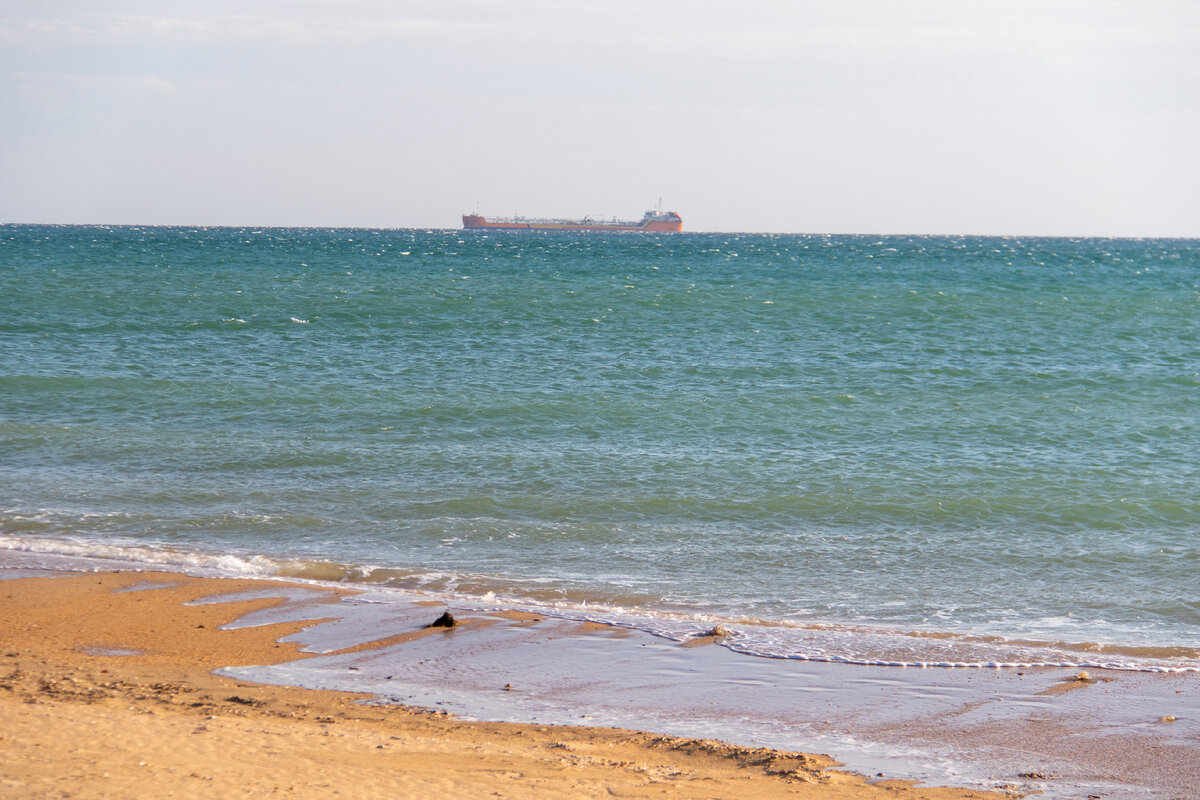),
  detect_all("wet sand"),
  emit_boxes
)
[0,570,1012,799]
